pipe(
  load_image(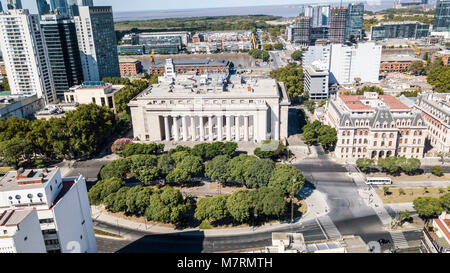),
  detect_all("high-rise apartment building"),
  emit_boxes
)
[36,0,51,16]
[0,9,56,103]
[74,6,120,81]
[67,0,94,17]
[7,0,22,10]
[434,0,450,32]
[345,3,364,40]
[303,4,330,27]
[285,16,312,45]
[302,45,331,70]
[50,0,69,16]
[40,14,84,99]
[0,168,98,253]
[329,42,381,84]
[329,8,348,43]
